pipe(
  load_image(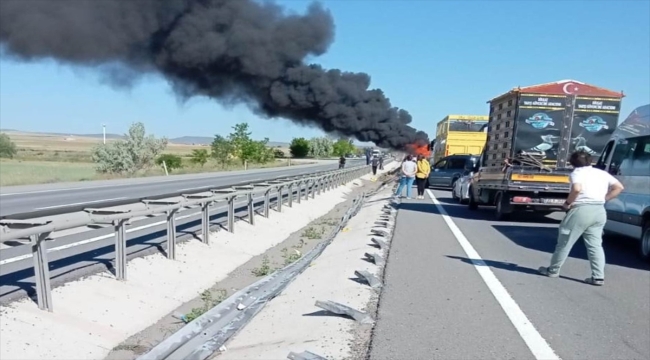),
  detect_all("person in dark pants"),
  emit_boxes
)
[378,156,384,170]
[339,156,346,169]
[414,154,430,199]
[371,156,379,175]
